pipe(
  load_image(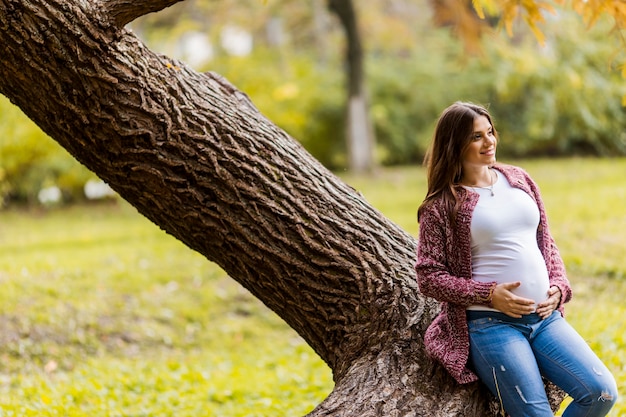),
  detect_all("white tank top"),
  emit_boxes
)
[466,170,550,312]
